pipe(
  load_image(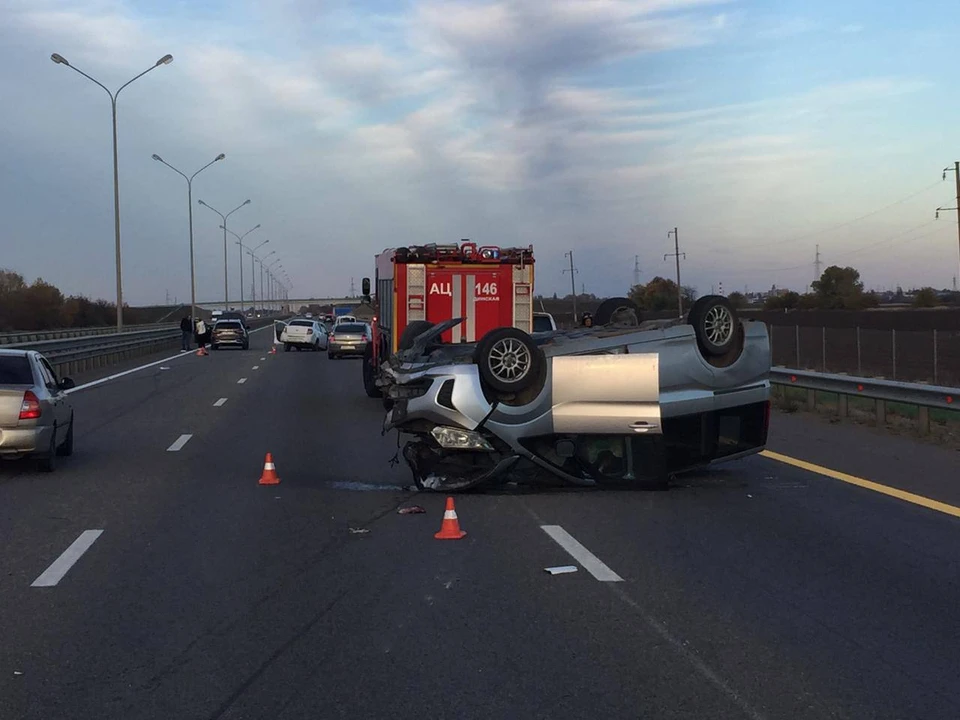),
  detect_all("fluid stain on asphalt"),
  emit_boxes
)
[328,481,410,492]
